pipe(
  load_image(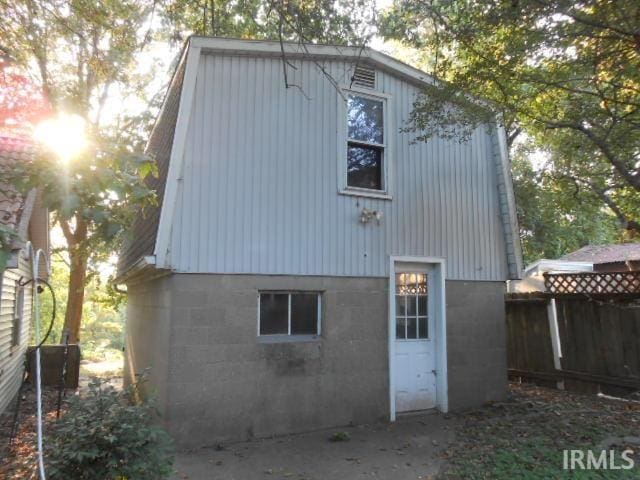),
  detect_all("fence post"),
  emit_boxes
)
[546,297,564,390]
